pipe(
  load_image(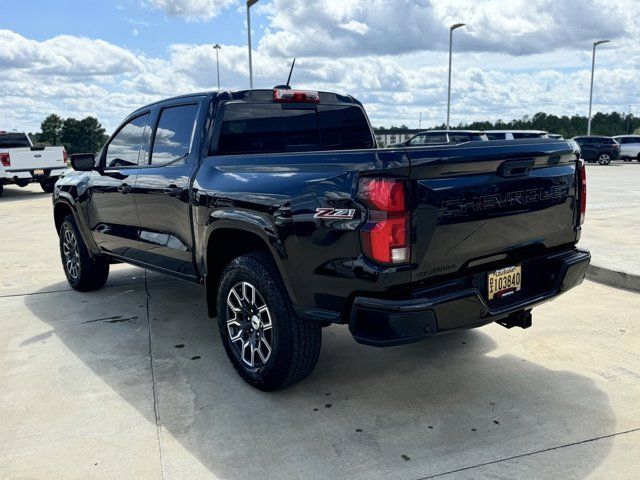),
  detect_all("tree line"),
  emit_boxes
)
[27,110,640,155]
[29,114,108,154]
[376,111,640,138]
